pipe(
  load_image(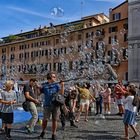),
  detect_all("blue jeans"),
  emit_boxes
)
[95,96,103,114]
